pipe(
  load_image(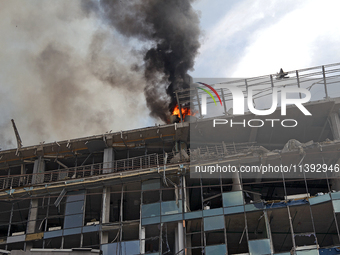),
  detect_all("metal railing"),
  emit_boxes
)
[0,153,166,191]
[175,62,340,118]
[0,142,256,191]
